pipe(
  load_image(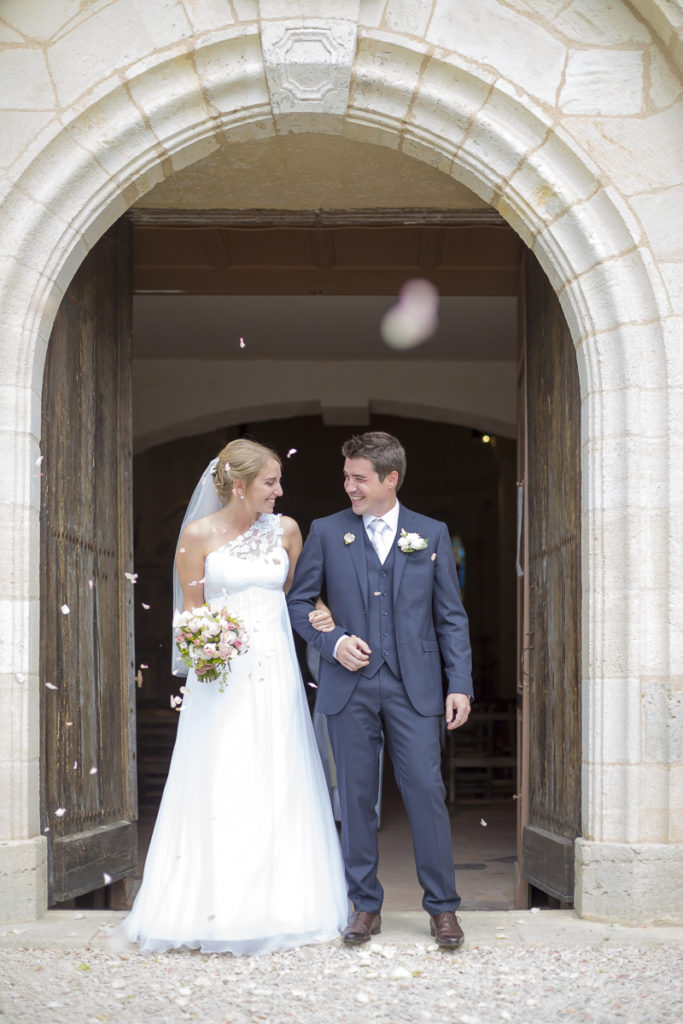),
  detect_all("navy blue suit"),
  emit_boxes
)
[287,504,473,915]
